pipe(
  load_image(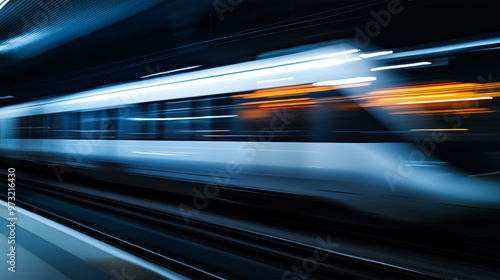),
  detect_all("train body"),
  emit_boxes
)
[1,40,499,229]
